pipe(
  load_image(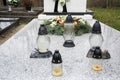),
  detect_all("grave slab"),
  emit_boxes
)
[0,18,19,34]
[0,19,120,80]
